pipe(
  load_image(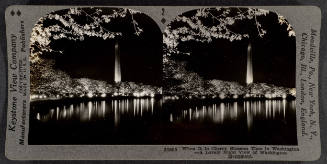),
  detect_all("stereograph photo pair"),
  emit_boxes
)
[4,5,321,160]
